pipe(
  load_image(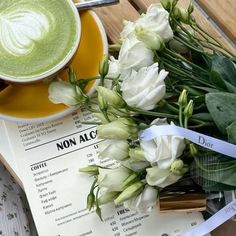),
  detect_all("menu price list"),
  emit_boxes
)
[2,110,206,236]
